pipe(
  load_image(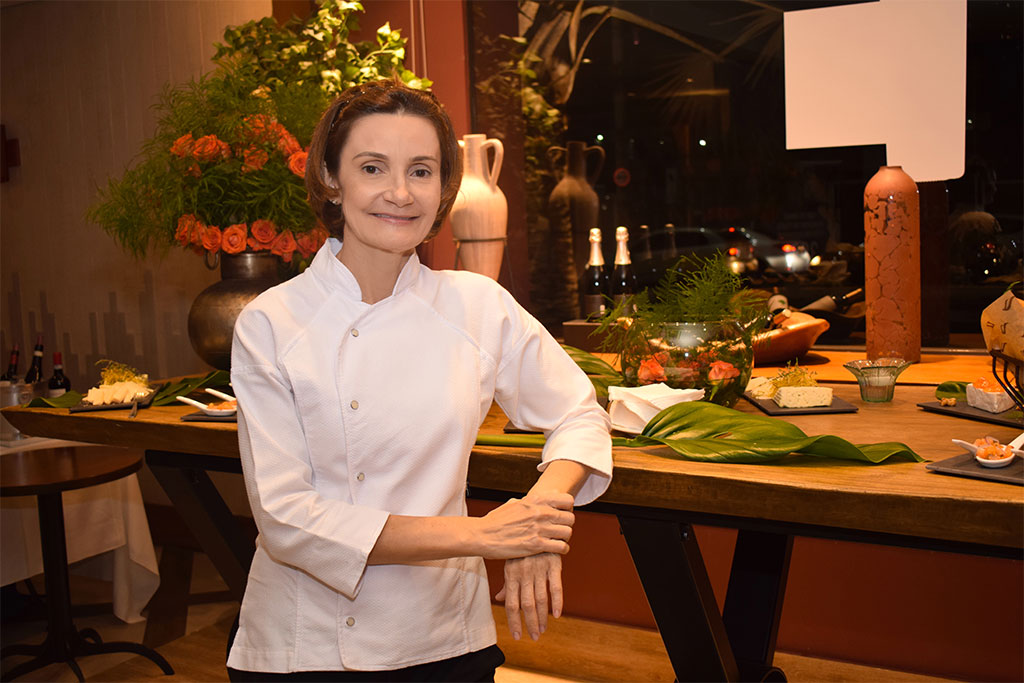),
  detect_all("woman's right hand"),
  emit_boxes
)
[473,492,575,559]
